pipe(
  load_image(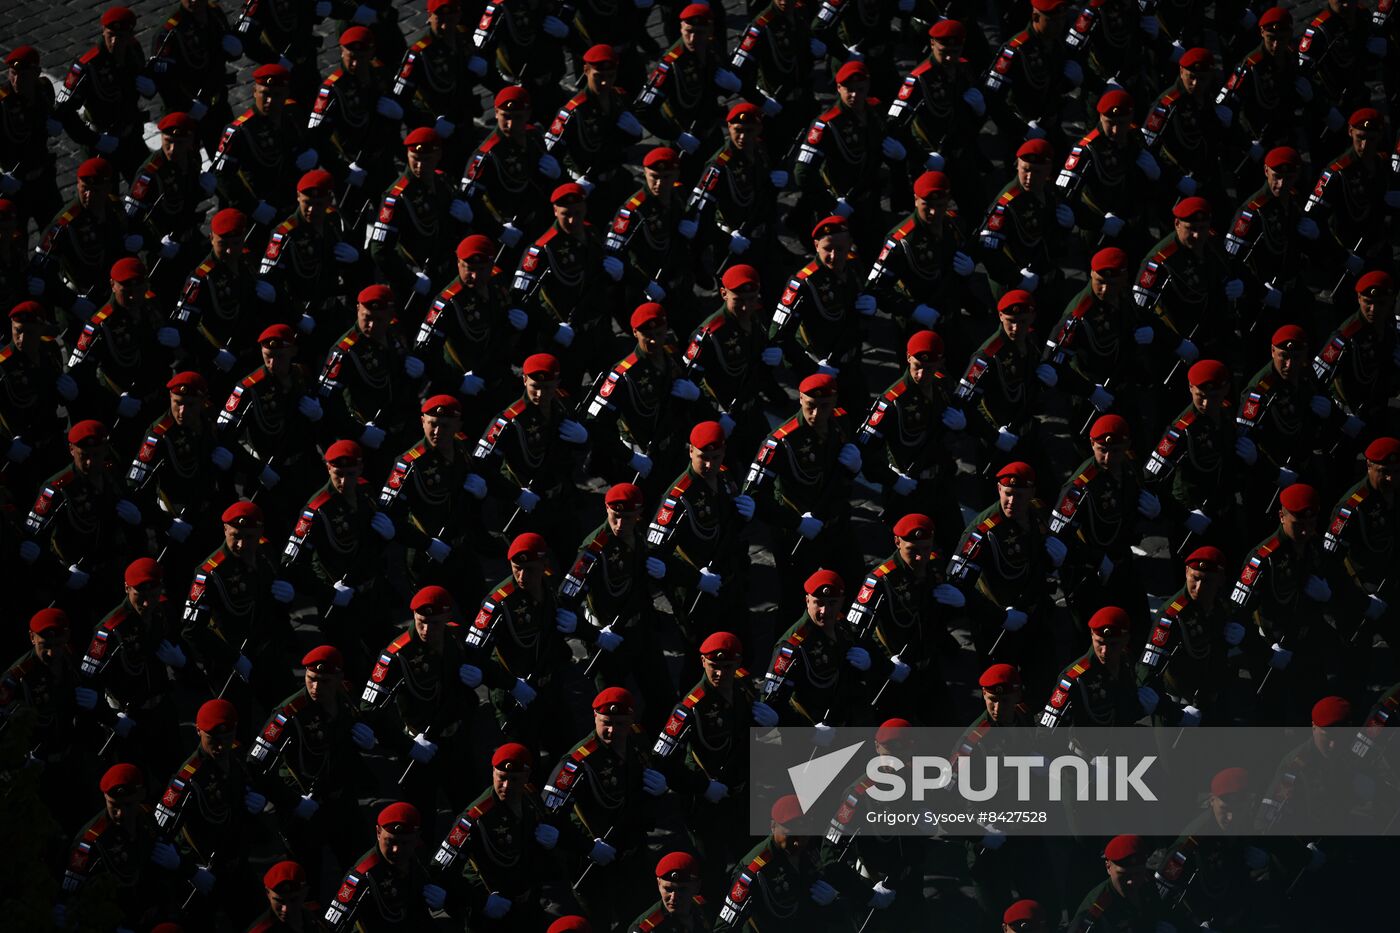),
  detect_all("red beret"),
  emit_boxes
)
[699,631,743,659]
[427,0,458,11]
[1187,359,1230,387]
[420,394,462,417]
[253,63,291,85]
[1312,696,1351,727]
[727,102,762,124]
[523,352,560,377]
[1349,107,1384,130]
[811,215,849,241]
[875,717,912,746]
[5,46,40,68]
[403,127,443,149]
[211,207,247,237]
[77,157,113,180]
[1004,899,1045,924]
[630,302,667,330]
[101,5,136,29]
[835,60,869,86]
[1104,833,1147,863]
[893,513,933,541]
[301,645,344,671]
[297,169,334,193]
[258,323,296,346]
[323,439,364,463]
[157,112,196,135]
[1210,766,1250,797]
[1278,483,1318,515]
[110,257,146,283]
[491,742,533,771]
[150,925,183,933]
[494,85,531,110]
[721,263,760,291]
[1184,545,1227,572]
[339,25,376,47]
[9,300,45,320]
[1088,606,1131,634]
[410,585,453,613]
[166,371,207,396]
[196,698,238,733]
[798,373,838,397]
[100,763,144,795]
[928,19,966,41]
[907,329,944,359]
[804,569,844,597]
[979,662,1022,691]
[582,44,618,65]
[1178,47,1215,71]
[771,794,803,825]
[508,531,548,562]
[1016,138,1054,162]
[605,482,644,509]
[593,686,634,714]
[1270,324,1308,348]
[29,607,68,635]
[1096,89,1133,115]
[68,419,108,446]
[1364,437,1400,465]
[1258,7,1291,29]
[1091,247,1128,273]
[655,851,701,880]
[221,500,264,527]
[643,146,680,169]
[997,289,1035,313]
[1031,0,1067,10]
[263,860,306,891]
[1089,414,1131,442]
[1172,196,1211,221]
[678,2,713,21]
[357,283,393,305]
[548,919,592,933]
[1356,270,1394,296]
[456,234,494,261]
[995,460,1035,486]
[377,801,421,831]
[689,421,726,450]
[1263,146,1300,169]
[124,557,163,588]
[550,182,586,204]
[913,170,951,200]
